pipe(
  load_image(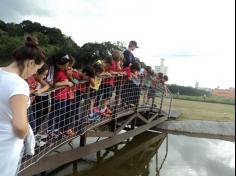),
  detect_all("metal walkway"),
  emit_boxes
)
[19,75,173,176]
